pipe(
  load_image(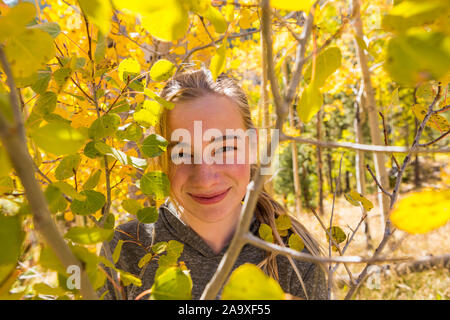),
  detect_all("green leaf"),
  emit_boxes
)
[152,241,168,254]
[55,154,81,180]
[143,89,174,110]
[297,84,323,124]
[0,214,24,265]
[53,67,72,87]
[210,43,226,81]
[137,207,159,224]
[88,114,121,140]
[166,240,183,259]
[78,0,112,35]
[118,58,140,83]
[0,147,12,178]
[384,32,450,86]
[94,32,107,63]
[150,59,176,82]
[121,199,142,215]
[31,69,52,94]
[44,185,68,214]
[304,47,342,87]
[288,233,305,252]
[94,142,148,170]
[83,141,102,159]
[138,253,153,268]
[150,267,192,300]
[117,269,142,287]
[52,181,86,201]
[30,22,61,38]
[82,169,102,190]
[39,246,67,275]
[115,123,142,142]
[222,264,285,300]
[140,171,170,200]
[30,122,87,156]
[258,223,274,243]
[112,240,124,264]
[141,134,168,158]
[70,190,106,215]
[65,226,113,244]
[4,28,55,78]
[203,5,227,33]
